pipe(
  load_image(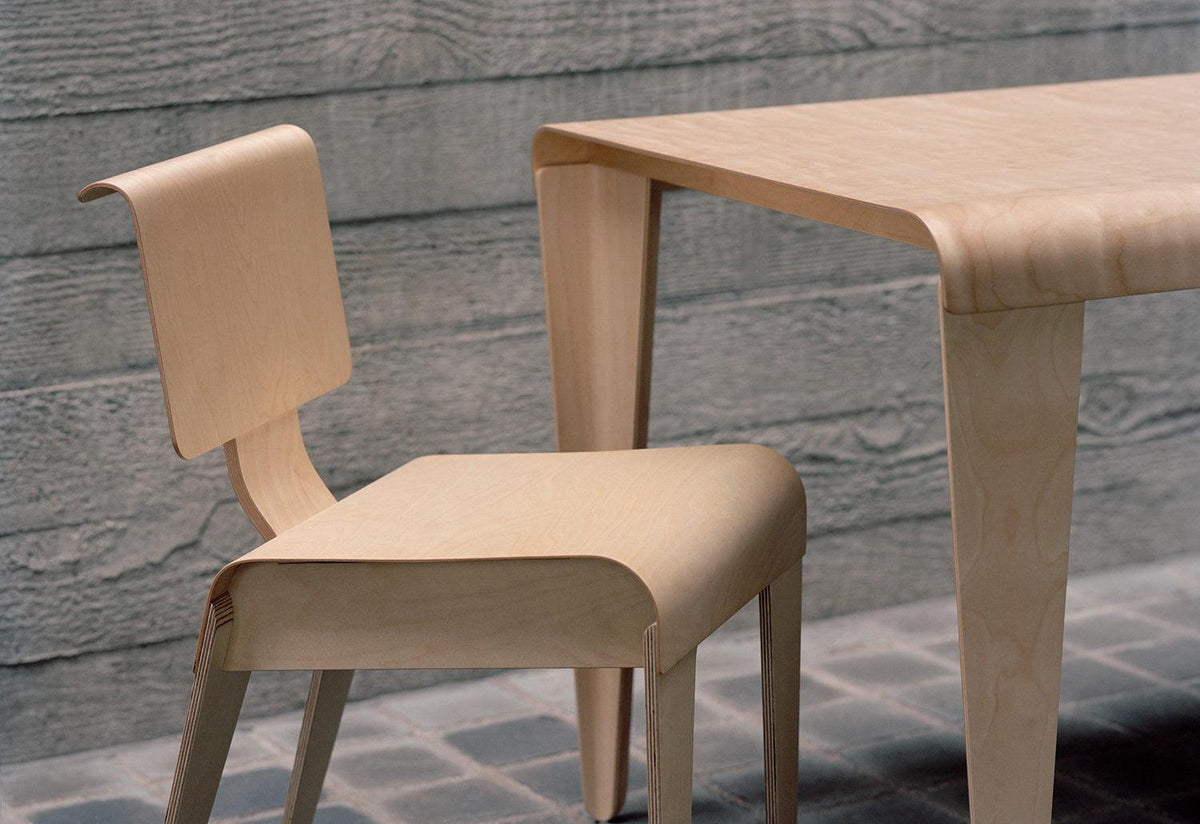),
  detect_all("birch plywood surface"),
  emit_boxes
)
[537,73,1200,314]
[78,125,352,459]
[216,445,806,673]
